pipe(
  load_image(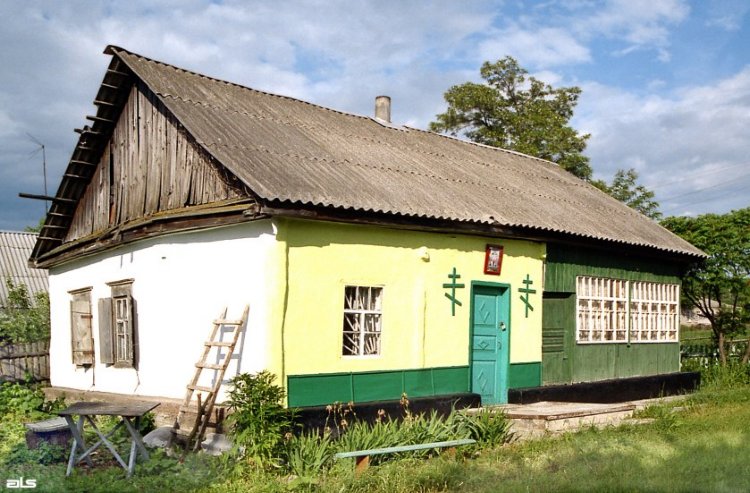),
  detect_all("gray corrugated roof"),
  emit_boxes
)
[0,231,48,307]
[34,46,705,261]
